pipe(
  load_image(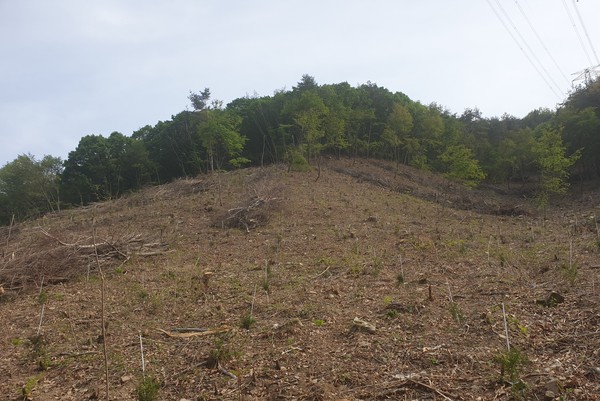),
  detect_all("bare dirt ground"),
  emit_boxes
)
[1,158,599,401]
